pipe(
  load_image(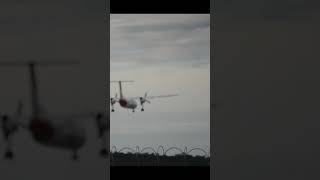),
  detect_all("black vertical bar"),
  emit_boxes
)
[106,0,111,176]
[29,63,39,117]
